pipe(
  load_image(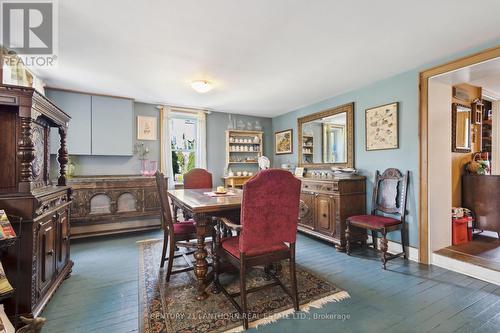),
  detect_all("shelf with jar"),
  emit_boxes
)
[225,130,263,177]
